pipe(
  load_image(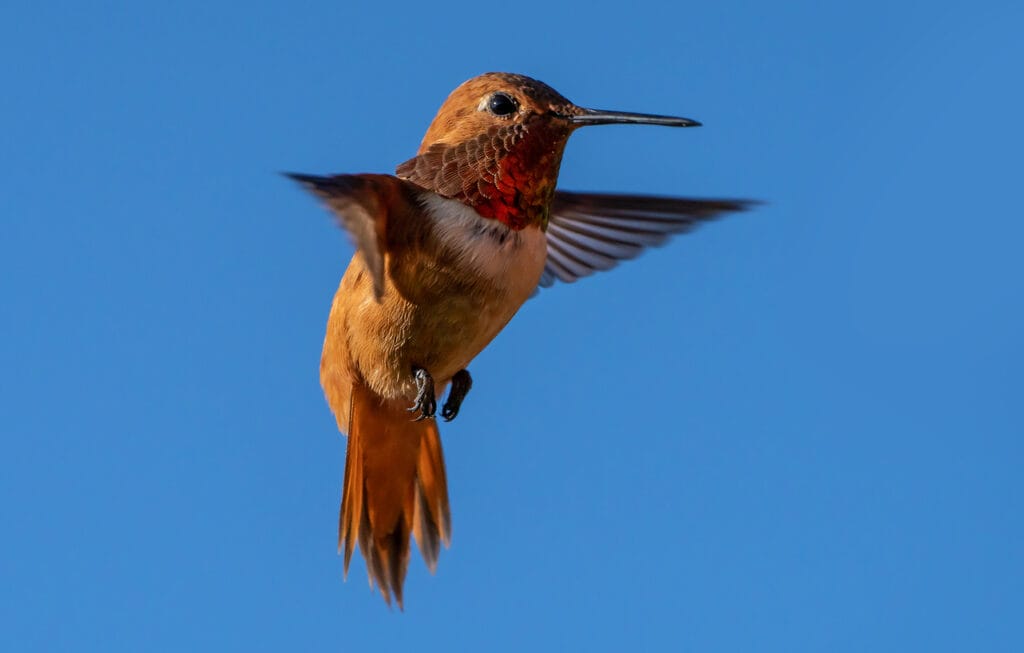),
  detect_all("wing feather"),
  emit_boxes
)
[286,173,388,300]
[540,191,755,287]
